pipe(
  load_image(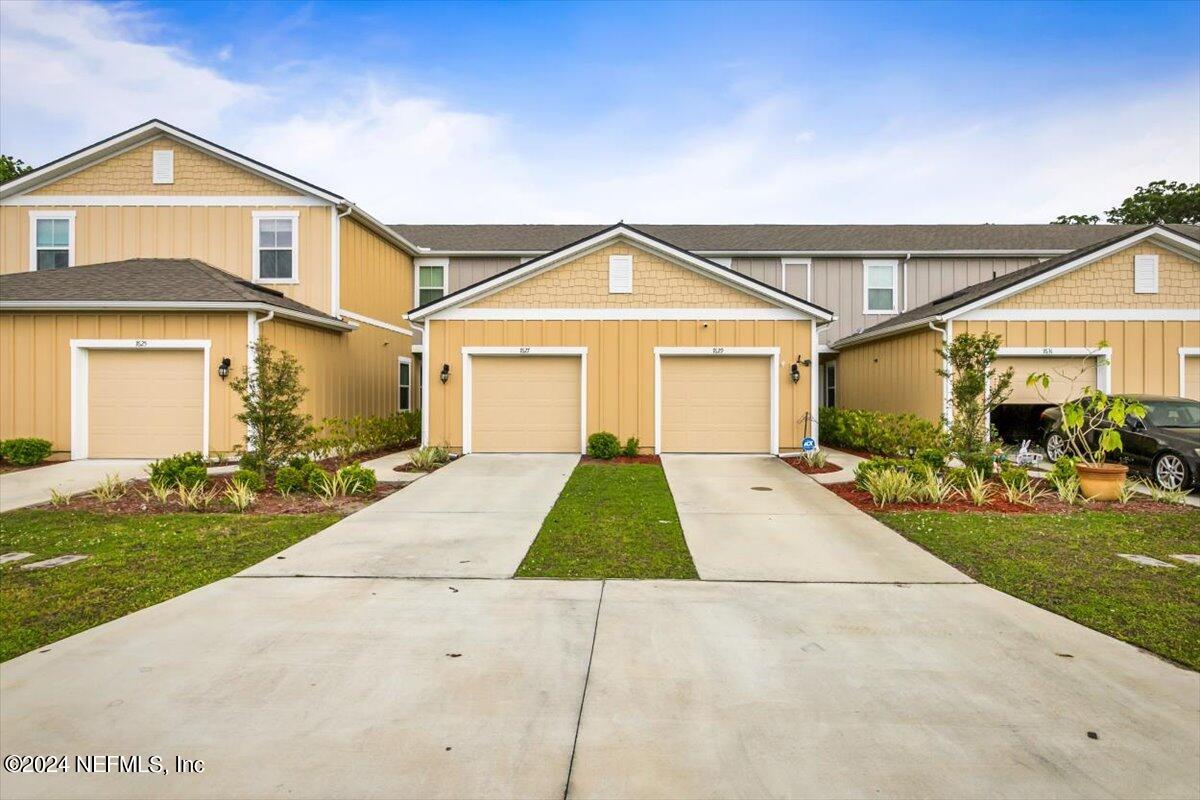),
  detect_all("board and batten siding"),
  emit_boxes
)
[447,257,523,293]
[960,319,1200,398]
[835,327,946,421]
[339,217,414,327]
[0,311,247,454]
[423,318,815,453]
[261,317,403,424]
[0,205,335,313]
